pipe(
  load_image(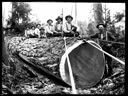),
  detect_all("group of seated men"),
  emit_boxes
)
[25,15,79,38]
[25,24,43,38]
